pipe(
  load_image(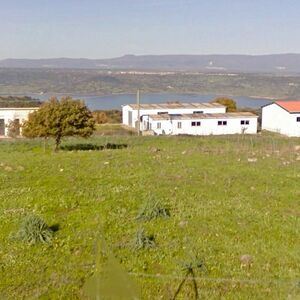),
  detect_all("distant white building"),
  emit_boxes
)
[262,101,300,137]
[0,107,39,137]
[141,112,258,135]
[122,102,226,128]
